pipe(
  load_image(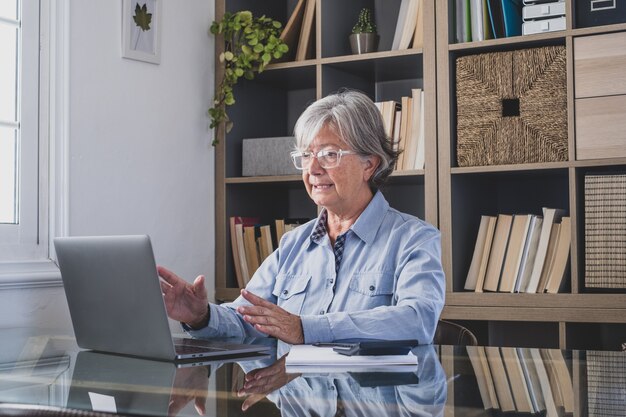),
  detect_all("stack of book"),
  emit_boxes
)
[455,0,523,43]
[464,208,571,293]
[229,217,309,288]
[391,0,425,50]
[375,88,425,171]
[522,0,566,36]
[467,346,574,414]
